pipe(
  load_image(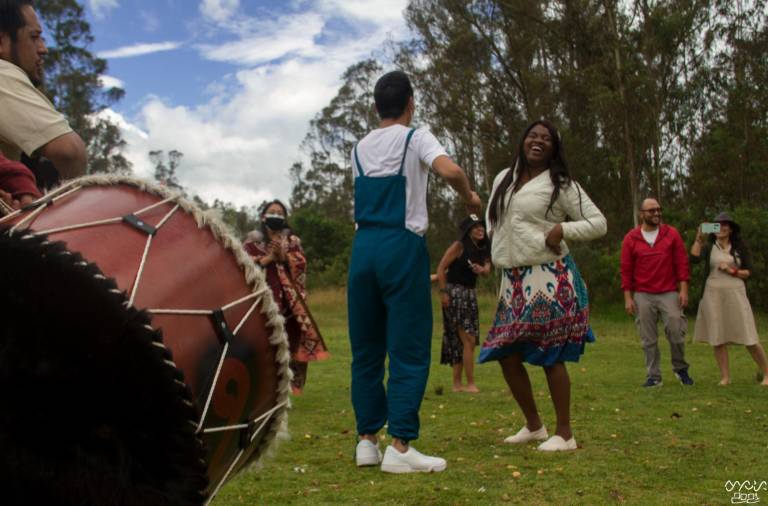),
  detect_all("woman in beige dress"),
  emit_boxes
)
[690,212,768,385]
